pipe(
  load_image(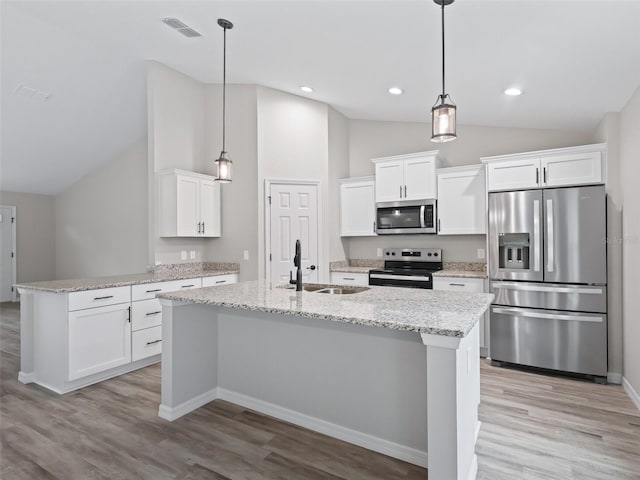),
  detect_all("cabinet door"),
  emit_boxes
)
[340,181,376,236]
[403,156,436,200]
[375,160,403,202]
[437,167,486,235]
[541,151,602,187]
[68,303,131,381]
[199,179,221,237]
[487,158,540,191]
[176,175,199,236]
